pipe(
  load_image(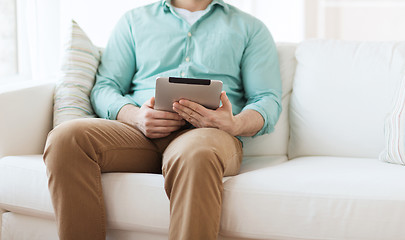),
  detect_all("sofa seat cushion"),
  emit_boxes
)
[221,156,405,240]
[0,154,287,234]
